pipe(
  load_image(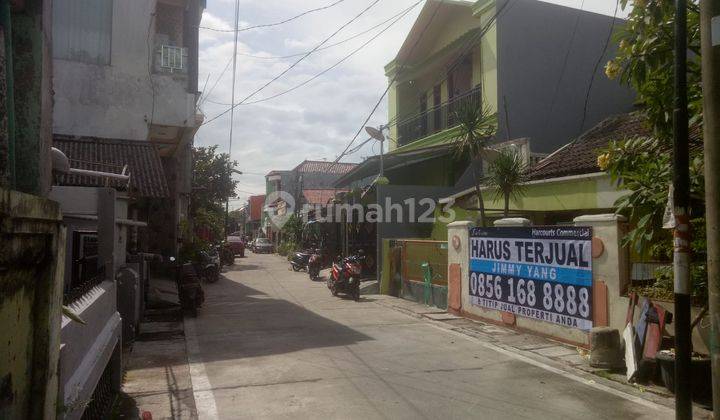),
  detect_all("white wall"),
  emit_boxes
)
[53,0,197,140]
